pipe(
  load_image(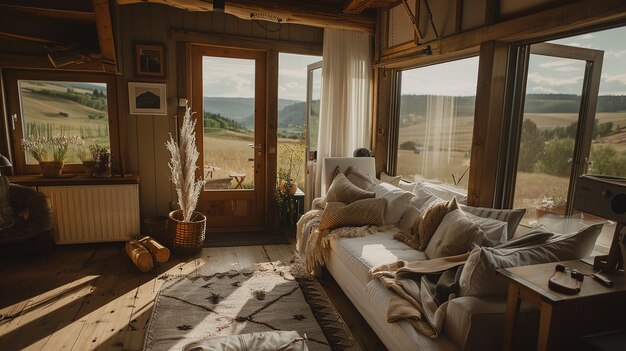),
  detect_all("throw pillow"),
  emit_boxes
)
[368,182,414,225]
[417,198,459,251]
[411,185,437,210]
[380,172,401,187]
[460,205,526,241]
[421,182,468,204]
[495,230,554,249]
[318,198,386,231]
[344,166,374,190]
[459,223,603,297]
[465,213,508,244]
[394,205,423,249]
[0,176,15,230]
[324,172,375,205]
[398,180,417,193]
[425,209,485,259]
